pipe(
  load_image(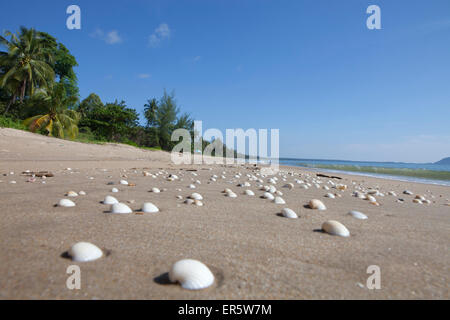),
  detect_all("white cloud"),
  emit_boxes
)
[90,28,104,38]
[105,30,122,44]
[148,23,171,47]
[90,28,123,45]
[138,73,151,79]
